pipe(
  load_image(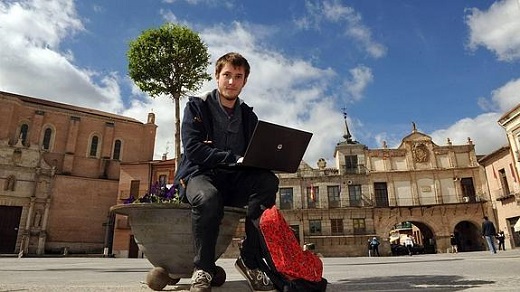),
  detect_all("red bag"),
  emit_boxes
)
[259,205,323,282]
